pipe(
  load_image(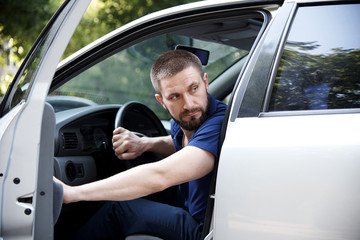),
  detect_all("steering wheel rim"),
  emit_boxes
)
[114,101,168,137]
